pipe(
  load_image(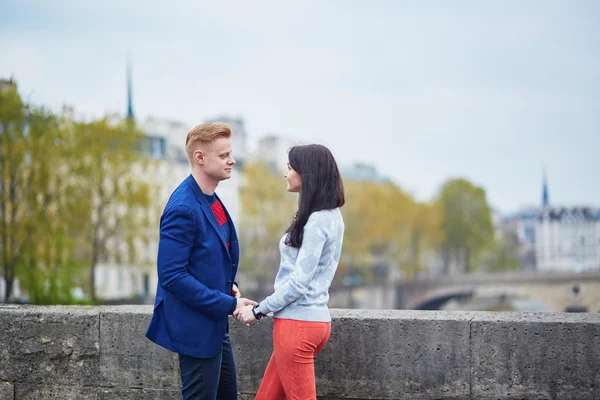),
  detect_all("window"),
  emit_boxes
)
[151,138,164,158]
